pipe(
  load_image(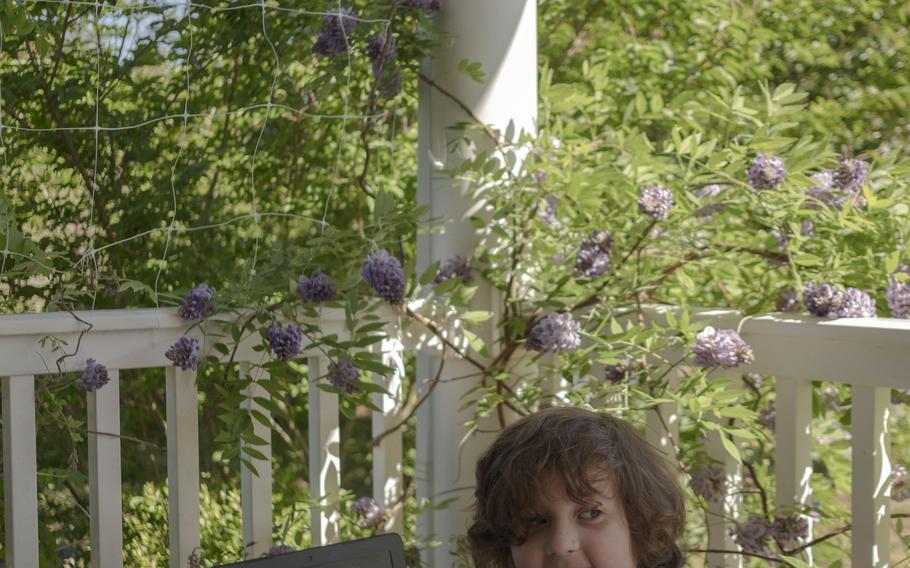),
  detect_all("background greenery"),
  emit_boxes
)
[1,0,909,565]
